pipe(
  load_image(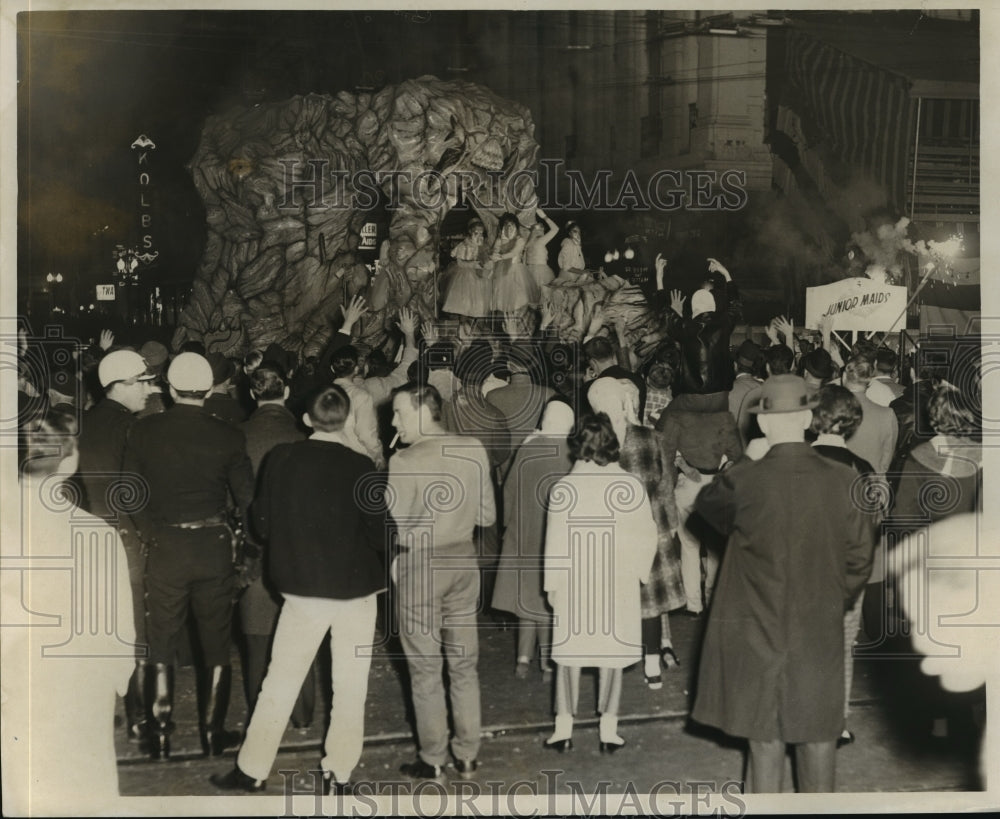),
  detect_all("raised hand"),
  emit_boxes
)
[397,307,417,338]
[772,315,793,342]
[422,321,440,346]
[706,257,731,280]
[340,294,369,332]
[669,289,686,317]
[98,329,115,351]
[502,311,522,339]
[765,320,779,345]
